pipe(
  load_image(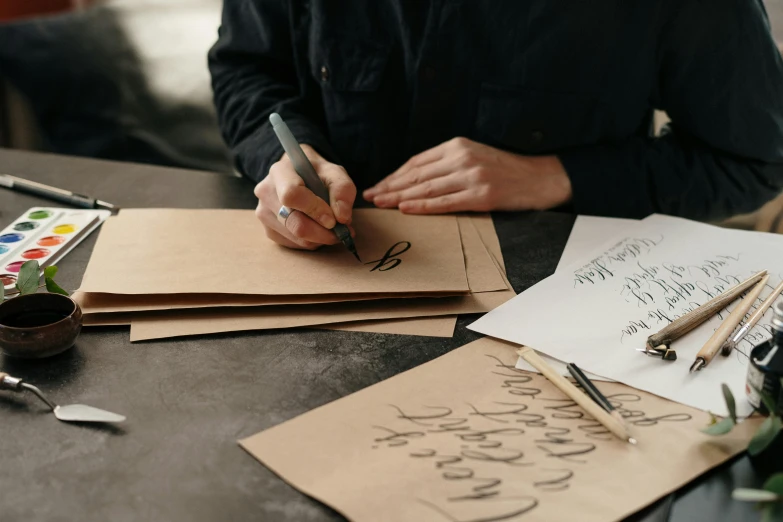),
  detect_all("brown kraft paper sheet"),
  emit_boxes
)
[240,337,760,522]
